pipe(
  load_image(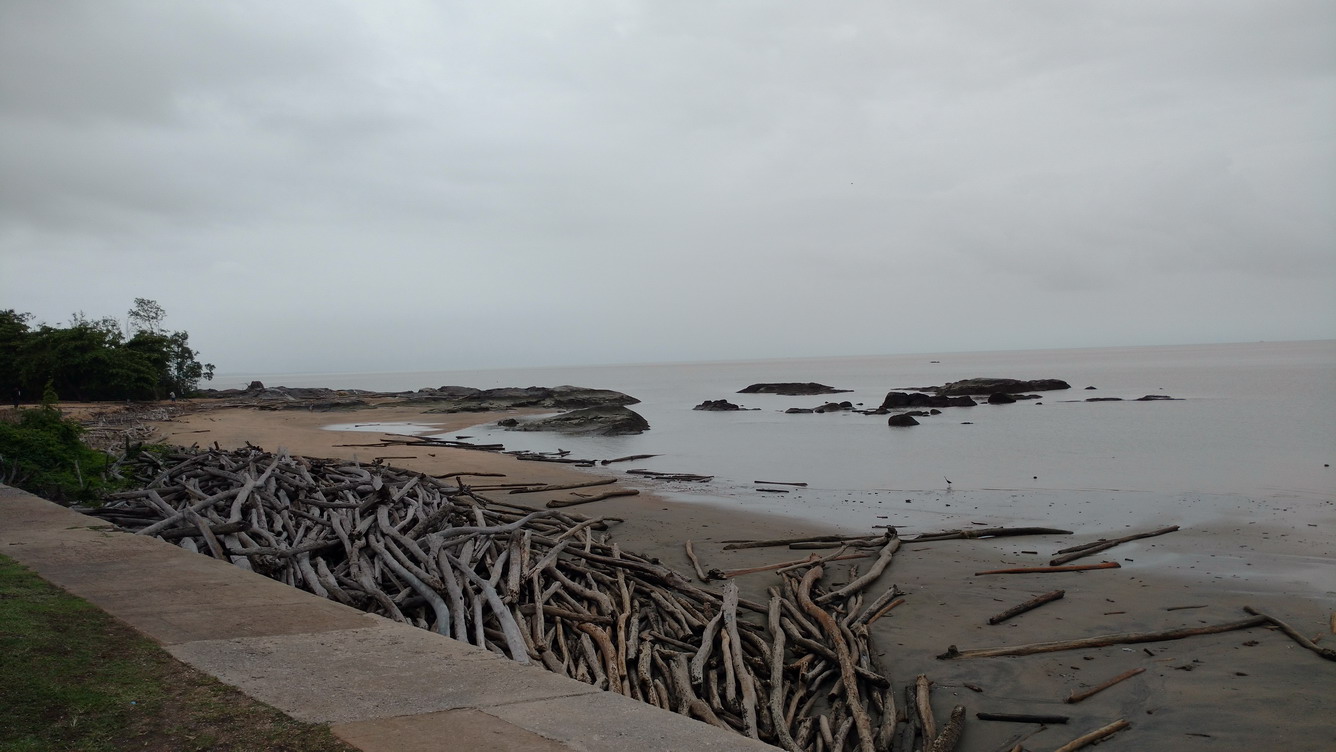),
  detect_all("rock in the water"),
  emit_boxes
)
[408,385,639,413]
[738,382,852,396]
[987,392,1016,404]
[508,406,650,436]
[694,399,745,411]
[878,392,977,410]
[496,417,519,427]
[887,413,920,426]
[814,401,854,413]
[785,407,815,414]
[1086,397,1124,402]
[935,378,1071,396]
[1136,394,1179,401]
